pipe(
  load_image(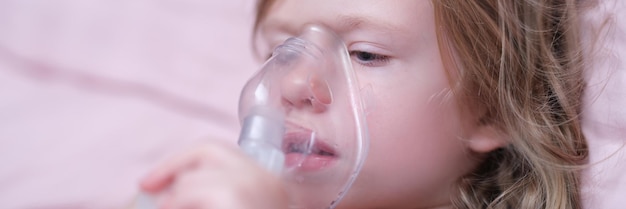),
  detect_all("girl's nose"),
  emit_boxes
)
[280,66,332,113]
